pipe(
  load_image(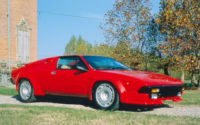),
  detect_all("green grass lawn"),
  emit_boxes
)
[164,89,200,106]
[0,86,17,96]
[0,104,199,125]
